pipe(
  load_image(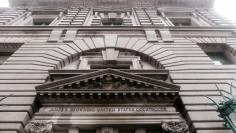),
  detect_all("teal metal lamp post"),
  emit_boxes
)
[207,83,236,133]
